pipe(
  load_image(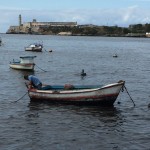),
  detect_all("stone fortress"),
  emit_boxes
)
[6,14,78,34]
